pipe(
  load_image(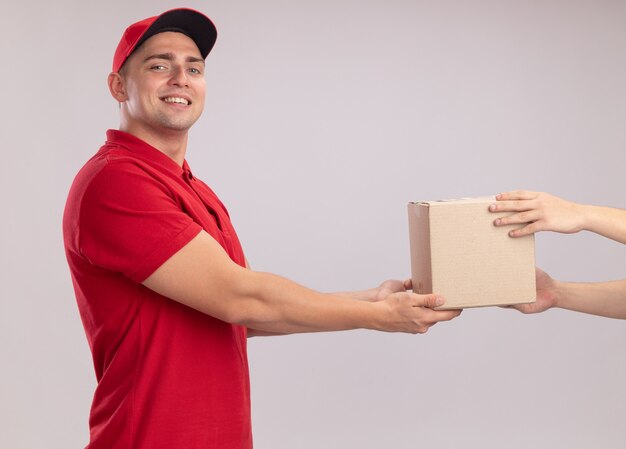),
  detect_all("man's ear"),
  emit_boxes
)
[108,72,128,102]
